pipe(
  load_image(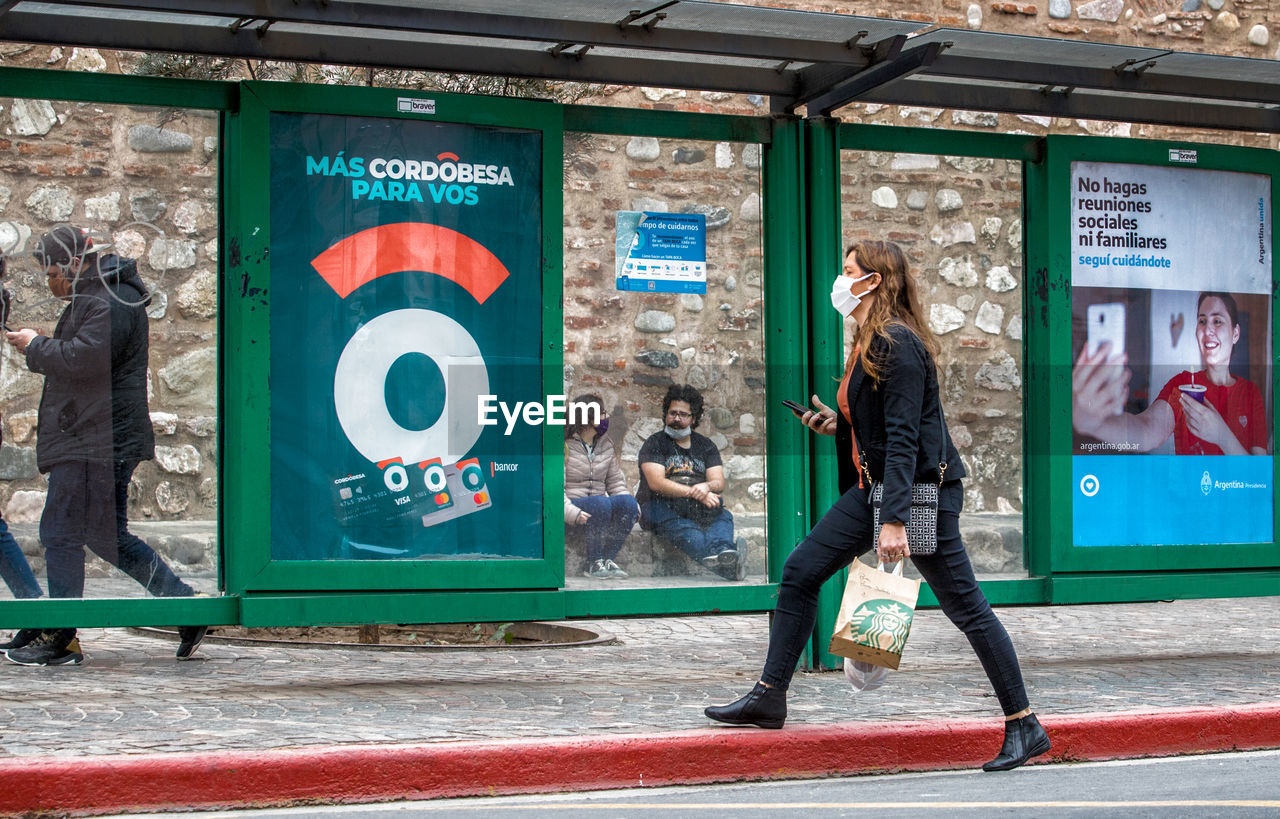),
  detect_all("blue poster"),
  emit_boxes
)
[1069,161,1273,547]
[615,211,707,293]
[1073,457,1272,546]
